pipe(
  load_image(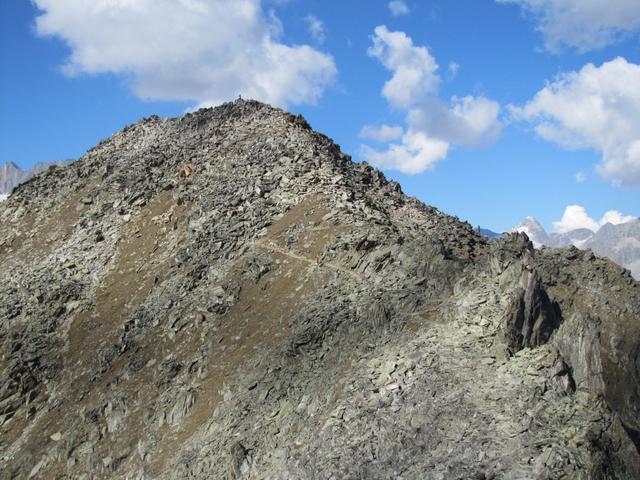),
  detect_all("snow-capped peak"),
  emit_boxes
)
[512,216,549,247]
